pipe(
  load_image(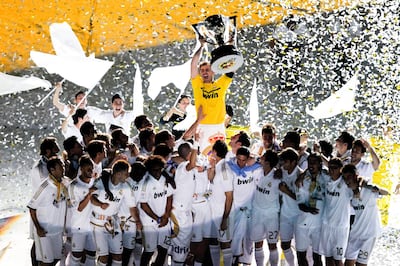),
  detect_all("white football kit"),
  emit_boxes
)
[91,177,137,256]
[319,176,353,260]
[139,174,173,252]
